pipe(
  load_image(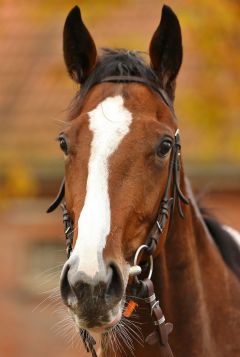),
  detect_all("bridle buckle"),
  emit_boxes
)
[156,220,163,233]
